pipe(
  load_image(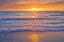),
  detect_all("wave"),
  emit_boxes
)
[0,18,59,20]
[0,26,64,33]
